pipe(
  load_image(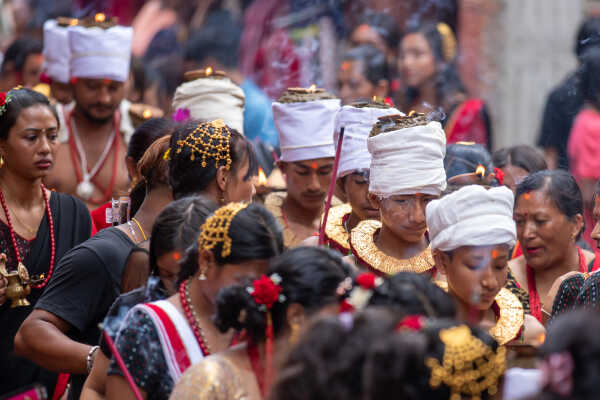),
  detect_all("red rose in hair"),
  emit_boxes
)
[396,315,425,332]
[493,167,505,185]
[250,275,282,310]
[356,273,377,289]
[0,92,6,106]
